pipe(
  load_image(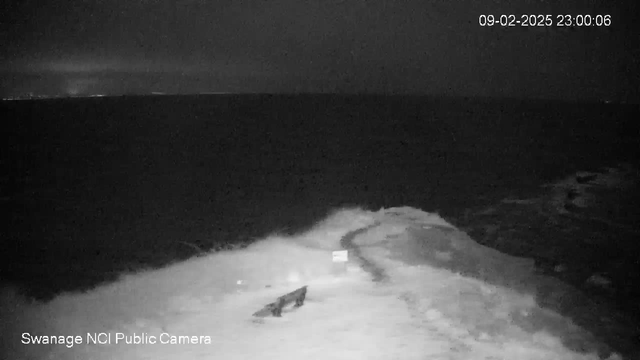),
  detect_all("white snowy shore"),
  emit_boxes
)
[1,207,625,360]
